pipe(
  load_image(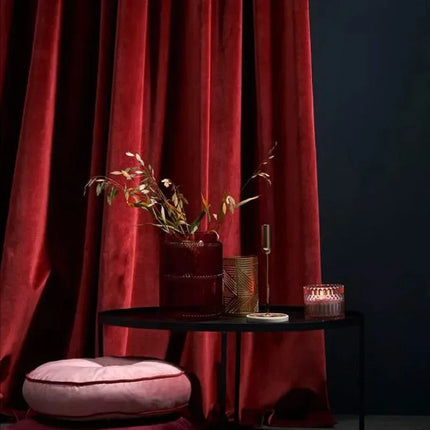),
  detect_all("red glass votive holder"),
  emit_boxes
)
[303,284,345,320]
